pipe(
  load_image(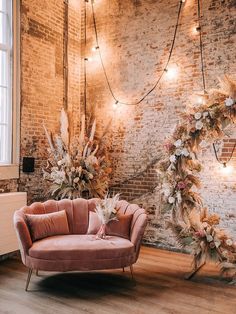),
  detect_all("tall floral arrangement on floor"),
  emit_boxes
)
[158,75,236,279]
[43,109,111,199]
